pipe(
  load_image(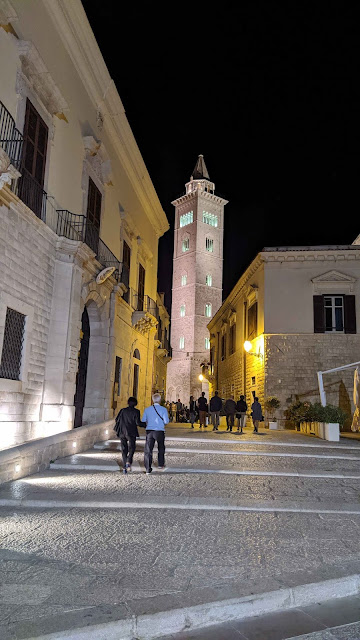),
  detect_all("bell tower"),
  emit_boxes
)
[166,155,228,404]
